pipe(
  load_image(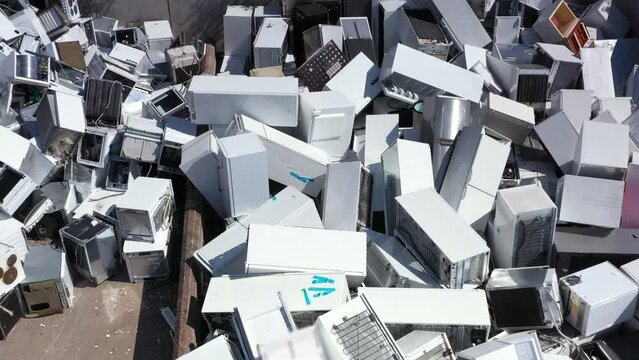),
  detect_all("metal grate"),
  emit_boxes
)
[357,167,373,229]
[516,73,549,103]
[296,40,347,91]
[331,309,401,360]
[395,204,444,284]
[366,243,406,288]
[513,212,555,267]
